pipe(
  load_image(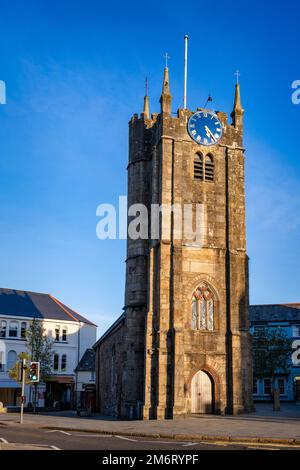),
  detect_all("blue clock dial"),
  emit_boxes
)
[187,110,223,146]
